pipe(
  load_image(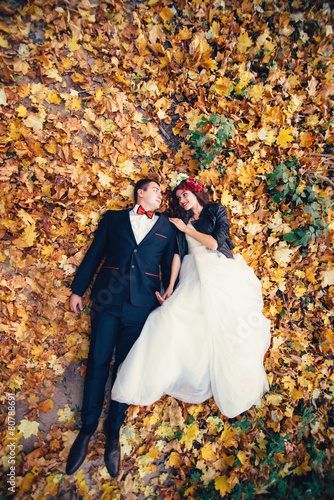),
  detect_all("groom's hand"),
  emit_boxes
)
[69,294,83,313]
[155,286,173,305]
[155,291,165,305]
